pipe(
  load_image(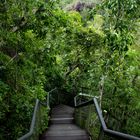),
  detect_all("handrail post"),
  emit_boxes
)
[57,90,59,104]
[98,127,104,140]
[47,92,50,108]
[74,96,77,106]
